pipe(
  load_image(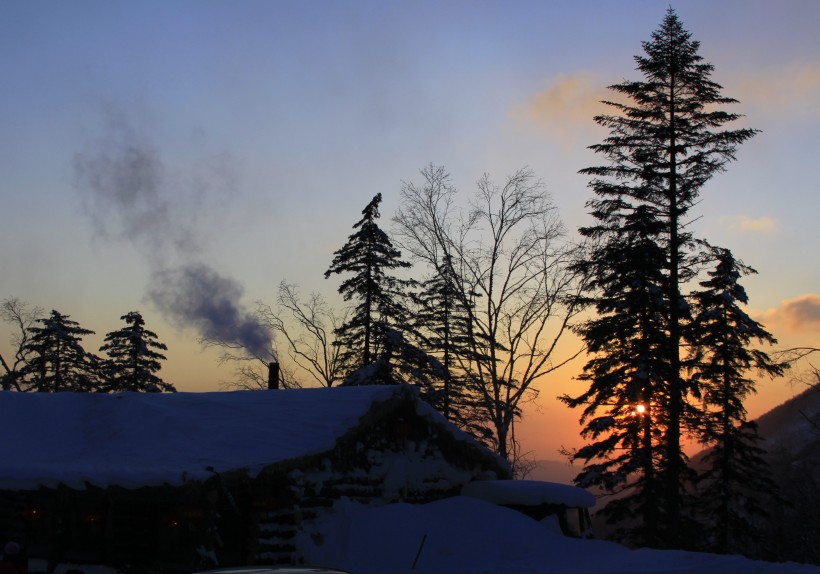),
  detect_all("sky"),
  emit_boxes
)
[1,0,819,461]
